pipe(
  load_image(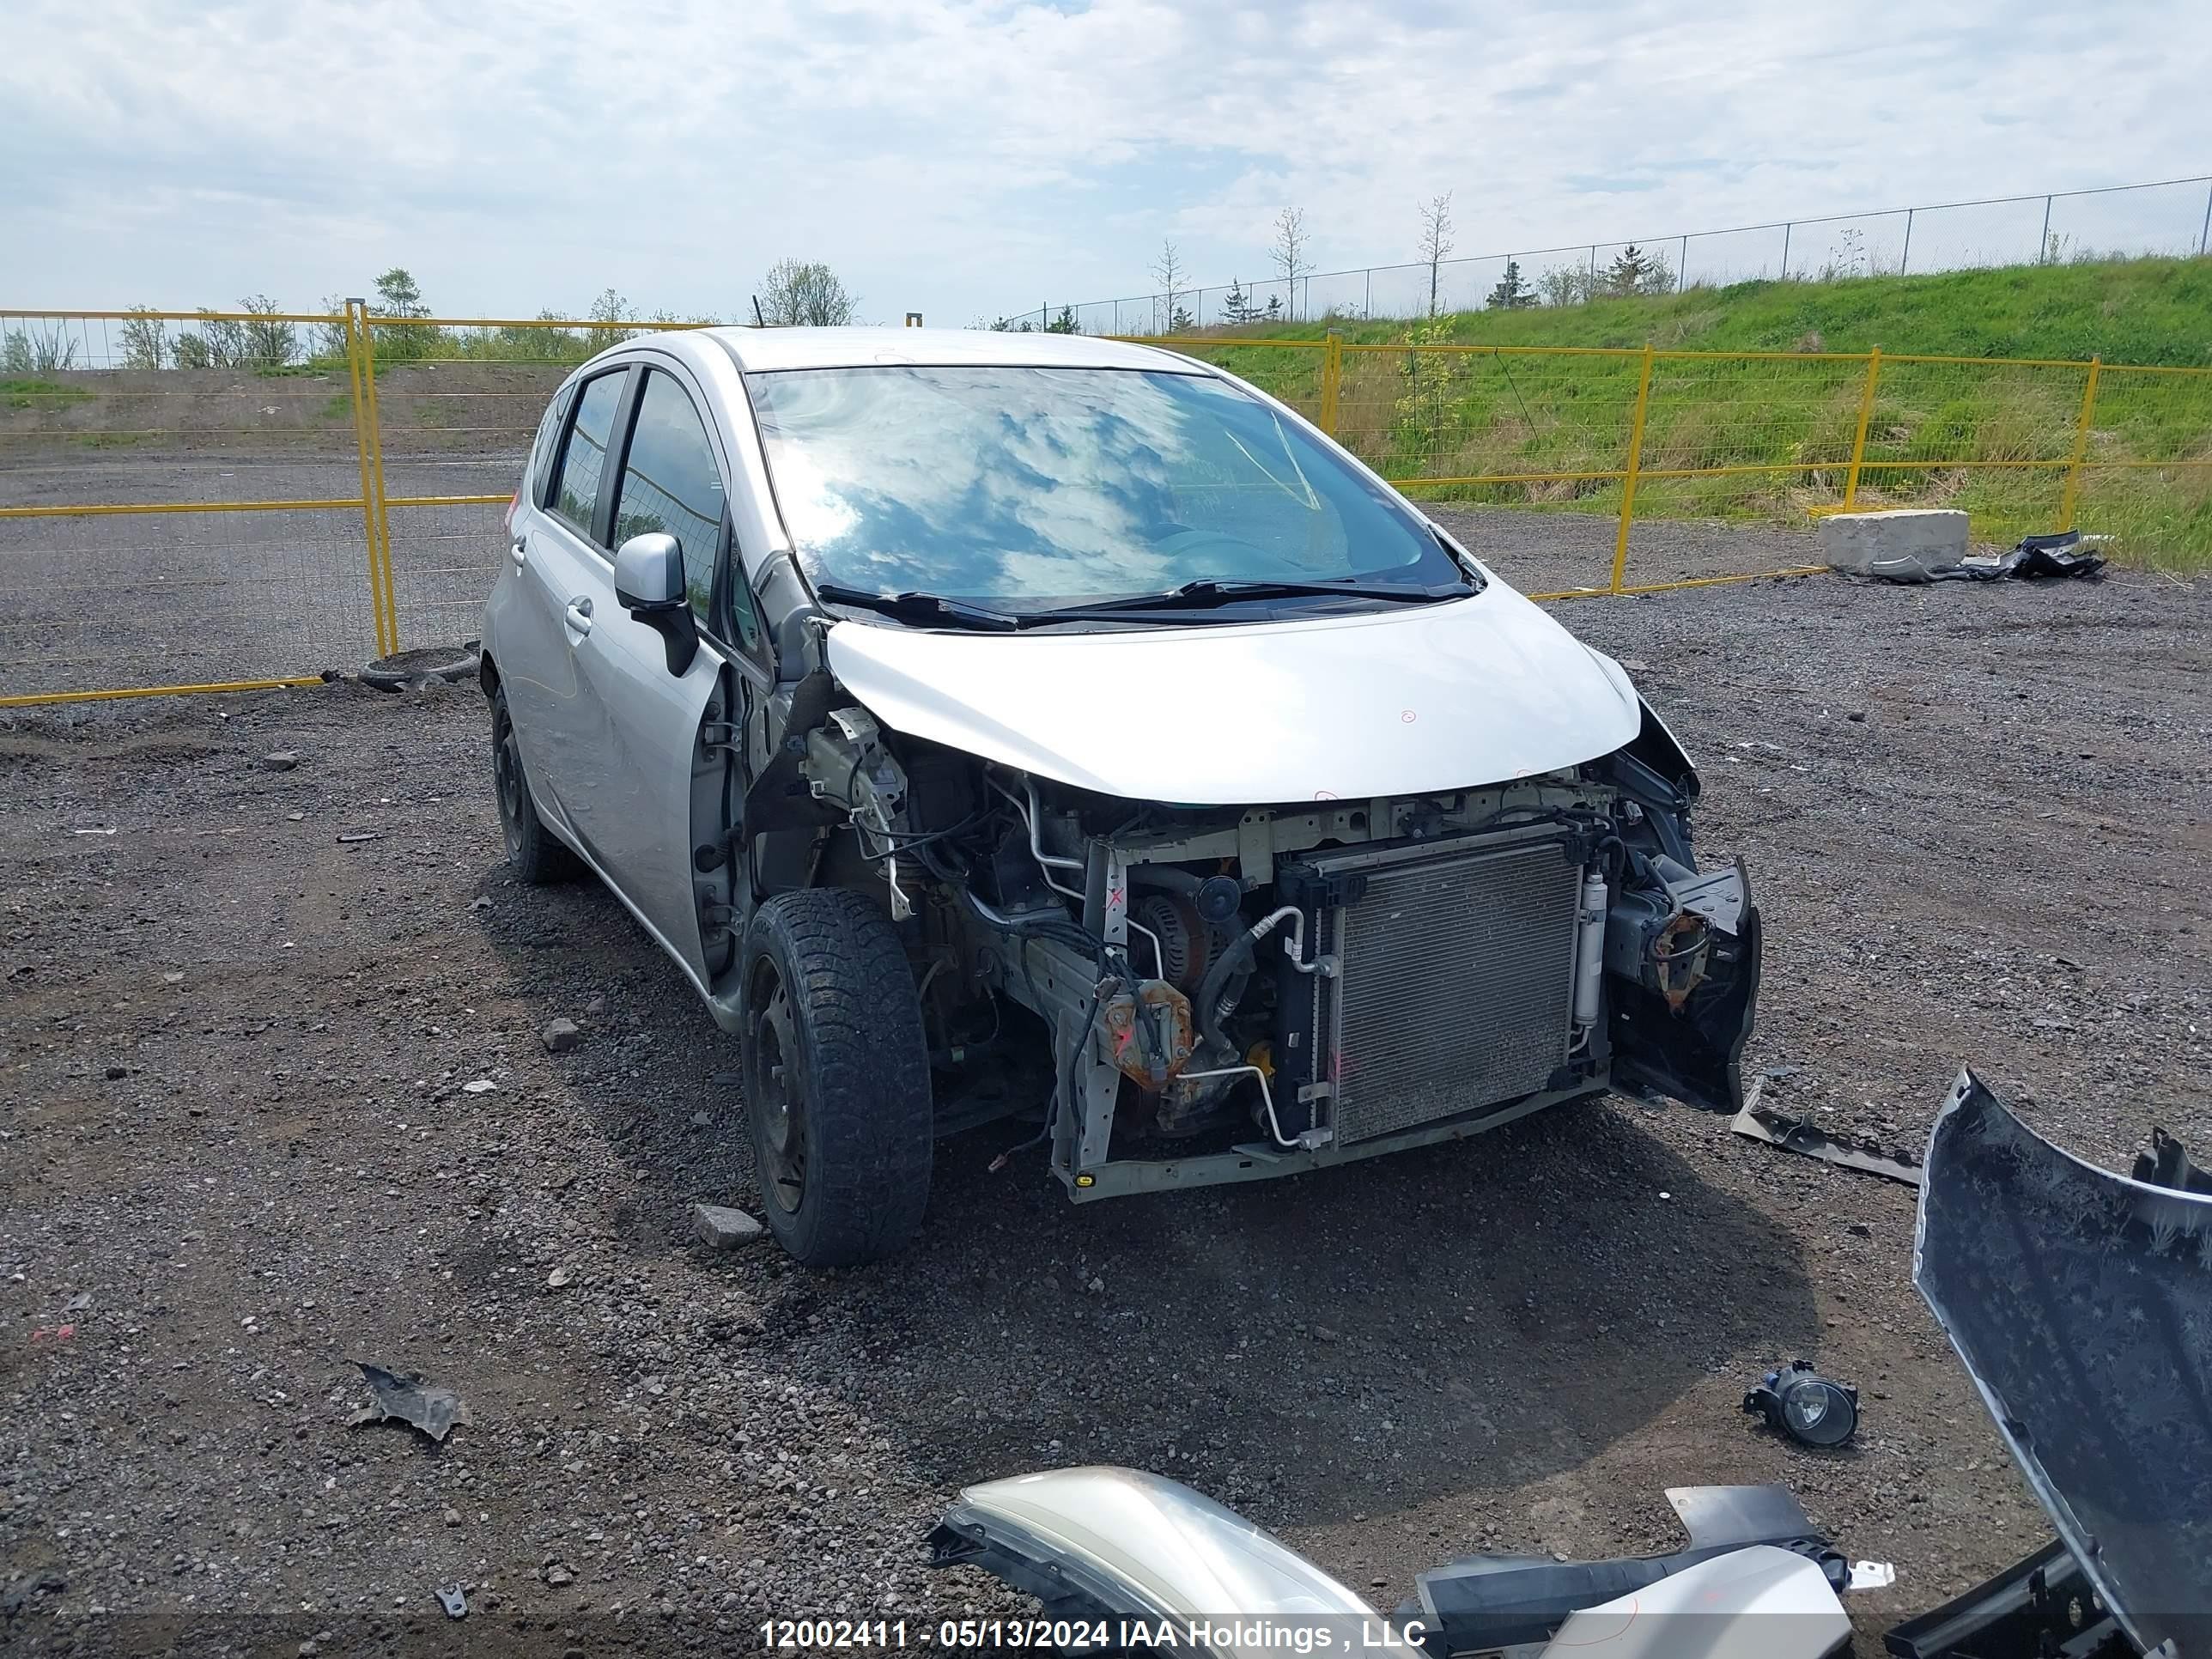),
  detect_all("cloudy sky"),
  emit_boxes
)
[6,0,2208,327]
